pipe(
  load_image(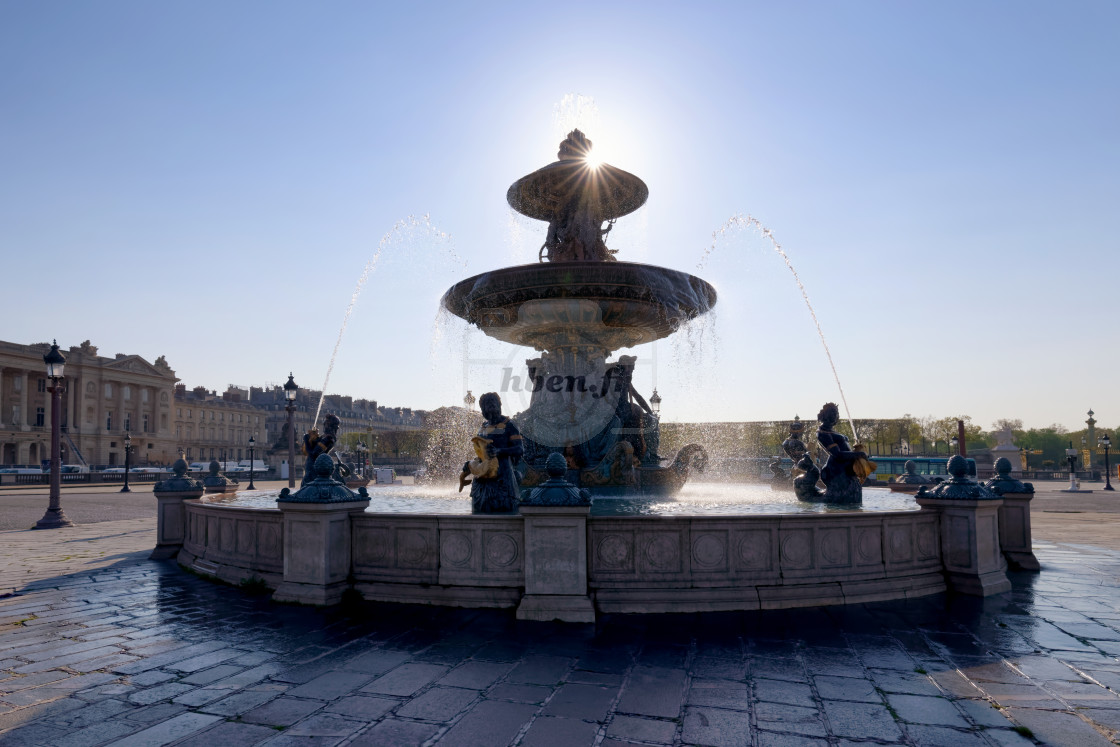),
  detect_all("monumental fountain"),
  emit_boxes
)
[442,130,711,497]
[160,130,1035,619]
